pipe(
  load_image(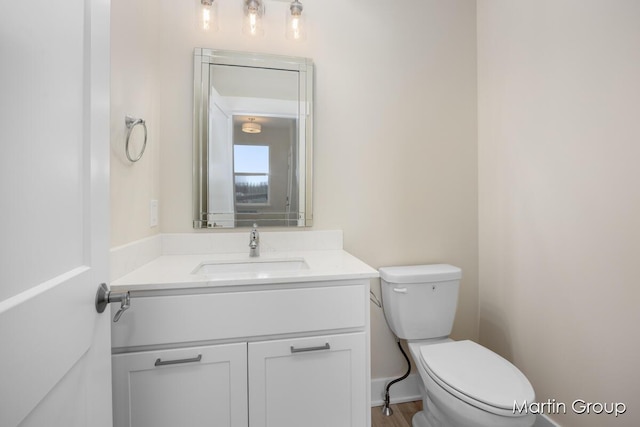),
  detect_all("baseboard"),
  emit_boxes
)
[534,414,562,427]
[371,374,421,407]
